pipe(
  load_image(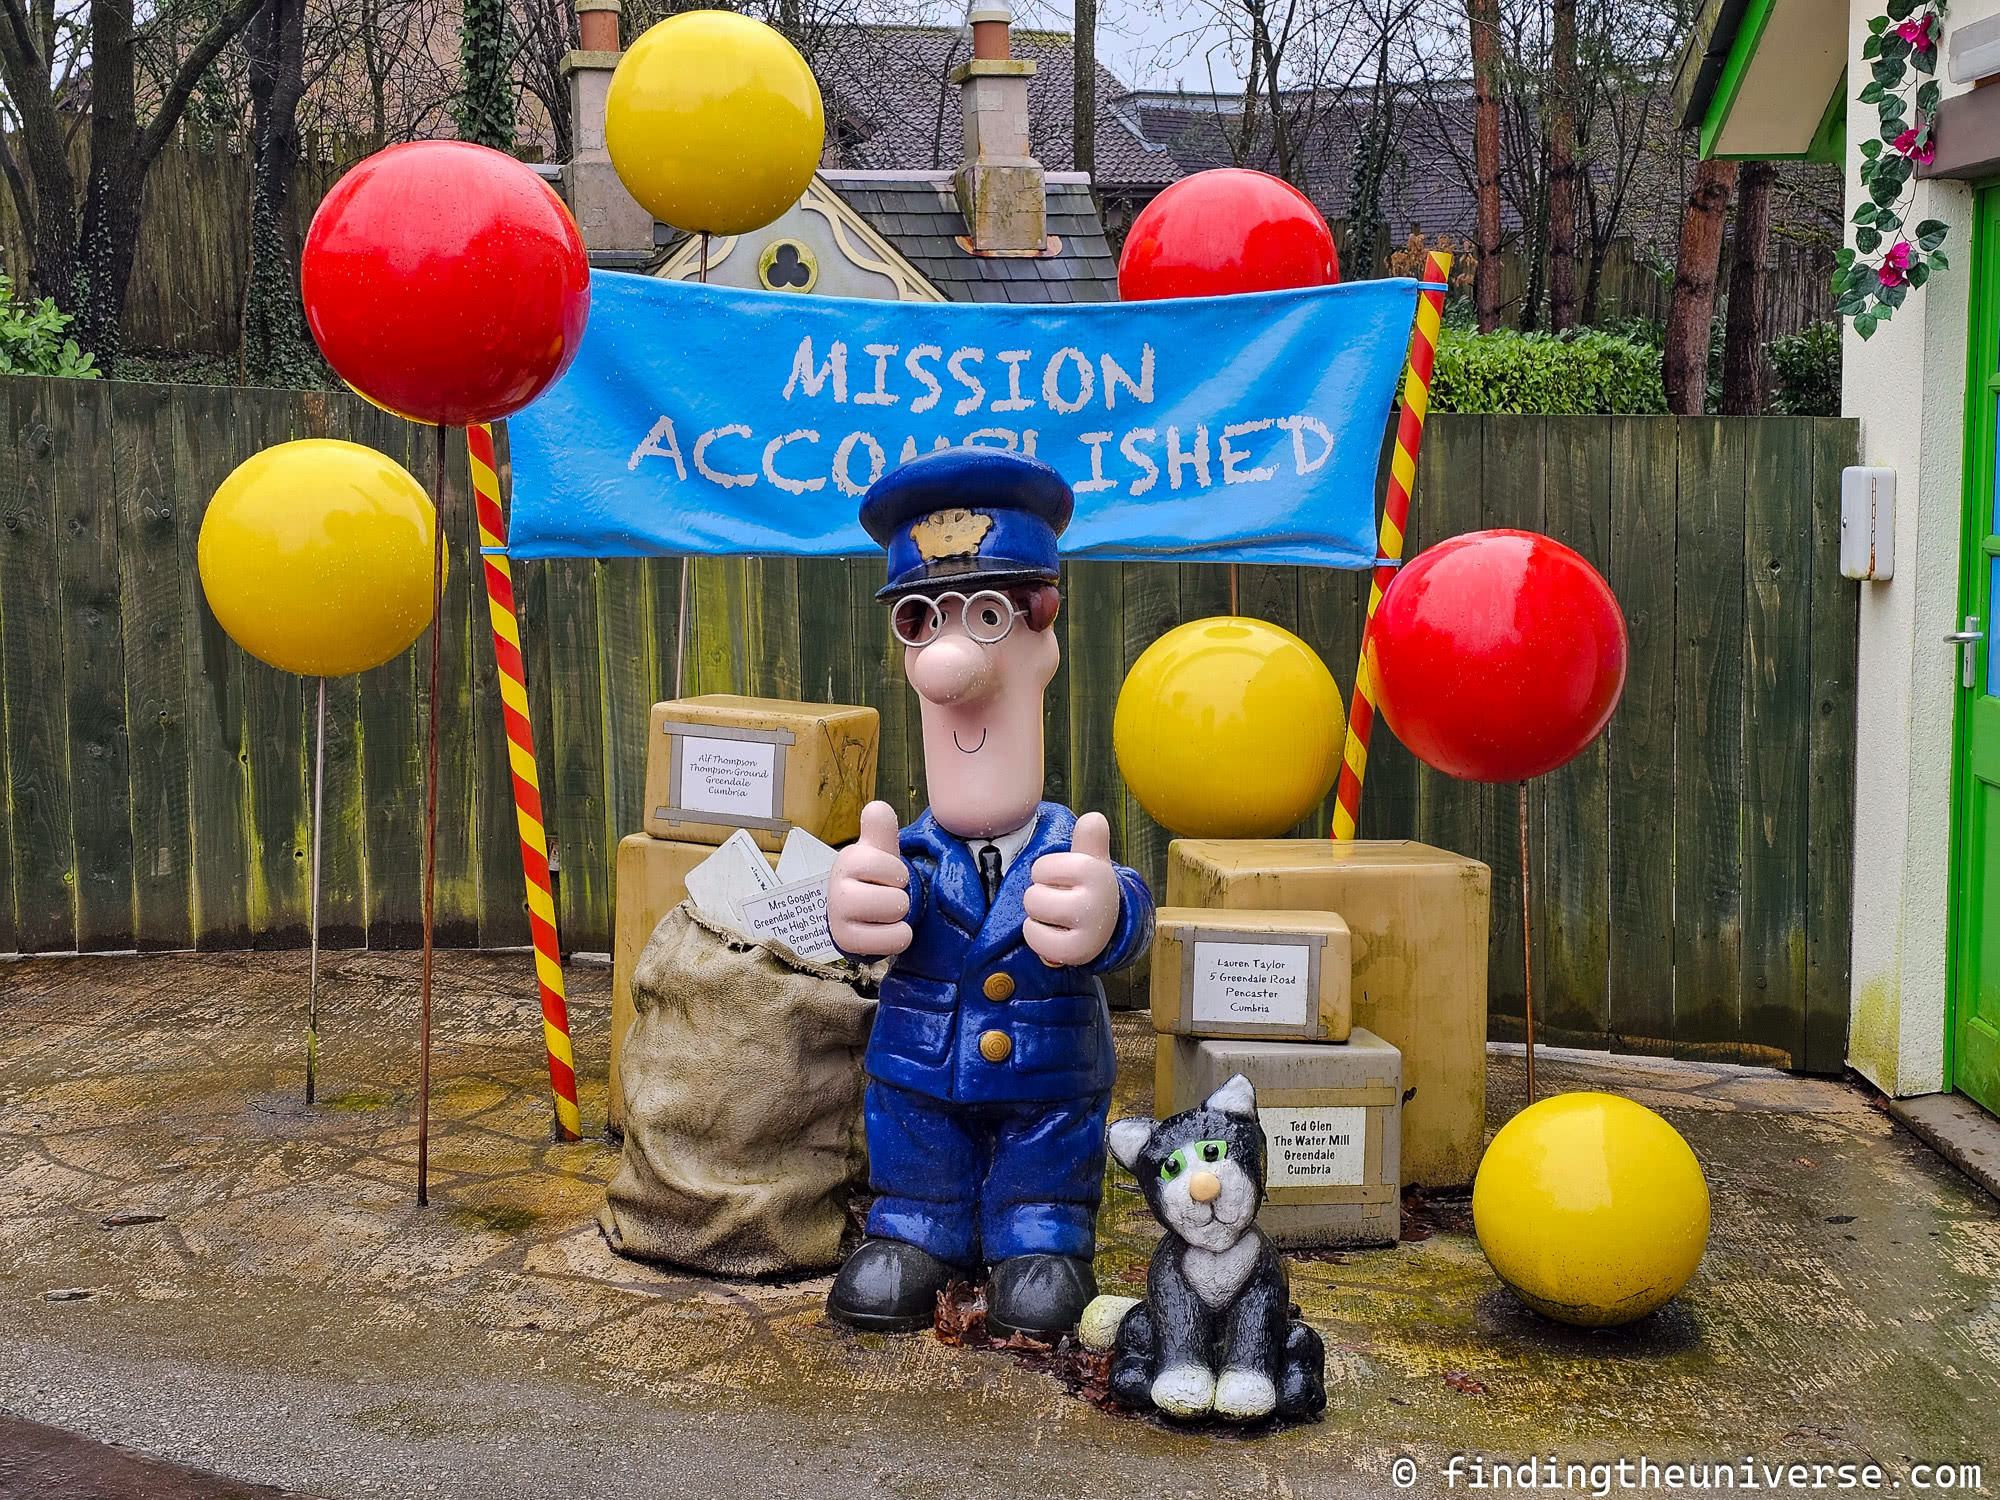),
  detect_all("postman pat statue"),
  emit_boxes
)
[825,446,1156,1340]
